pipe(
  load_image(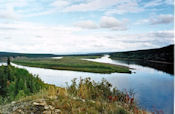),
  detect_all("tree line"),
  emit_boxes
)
[0,58,45,104]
